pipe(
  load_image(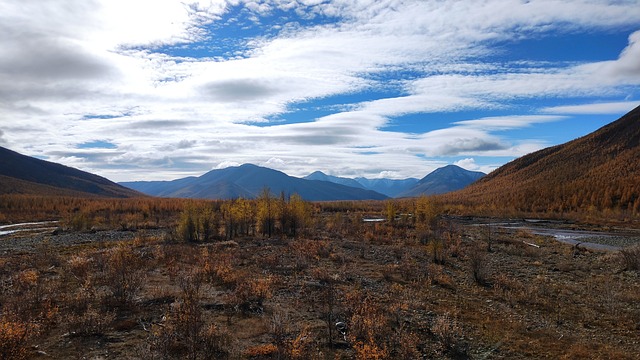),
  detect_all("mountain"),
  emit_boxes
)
[304,171,366,189]
[304,171,418,197]
[303,167,483,197]
[0,146,143,198]
[445,105,640,215]
[121,164,388,201]
[399,165,485,197]
[355,177,419,198]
